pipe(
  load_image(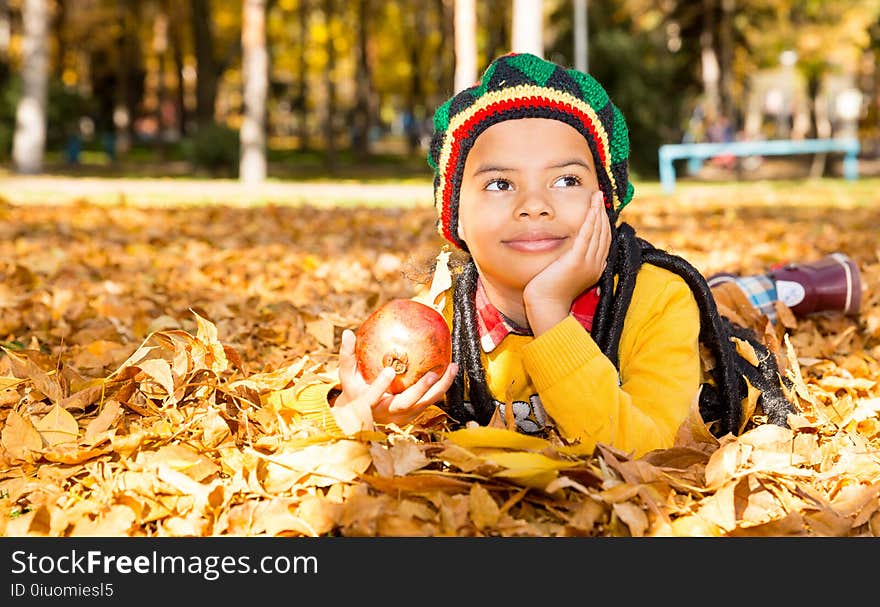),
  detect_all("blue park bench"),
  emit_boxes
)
[657,137,861,193]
